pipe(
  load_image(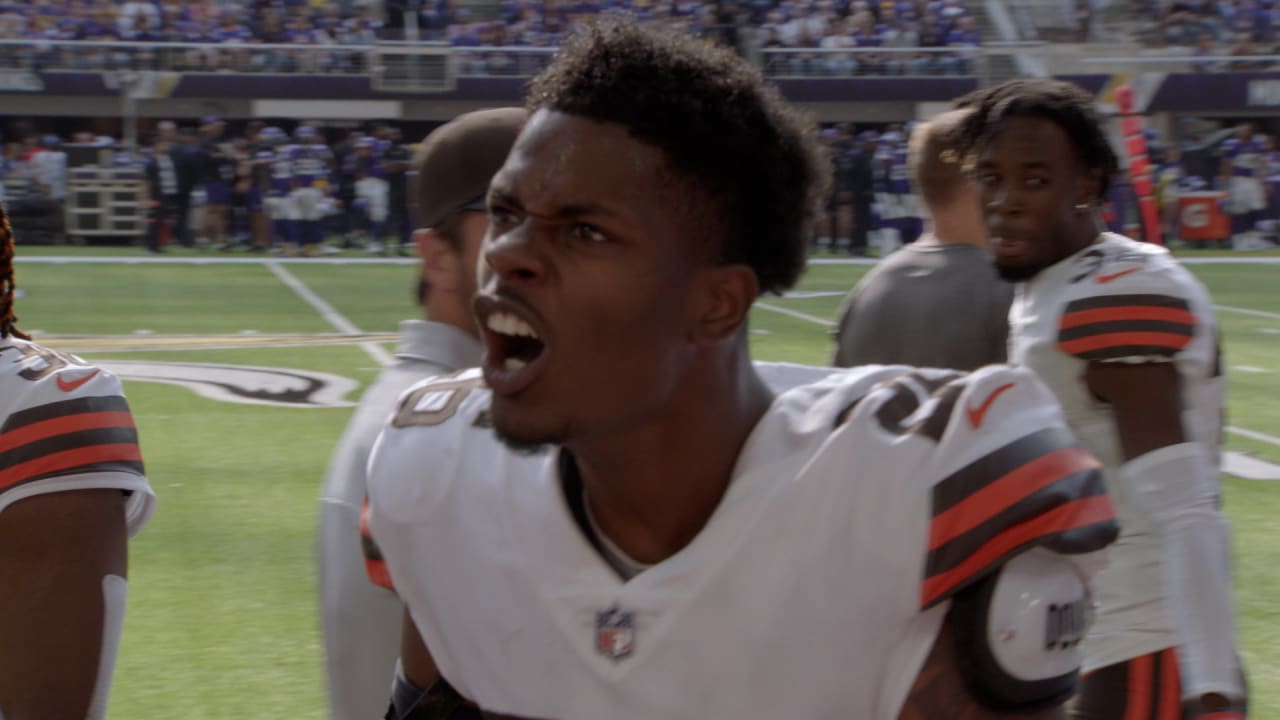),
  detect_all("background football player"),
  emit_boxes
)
[318,108,526,720]
[0,201,156,720]
[196,116,233,249]
[289,125,335,257]
[832,109,1011,371]
[963,78,1247,719]
[1218,122,1266,248]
